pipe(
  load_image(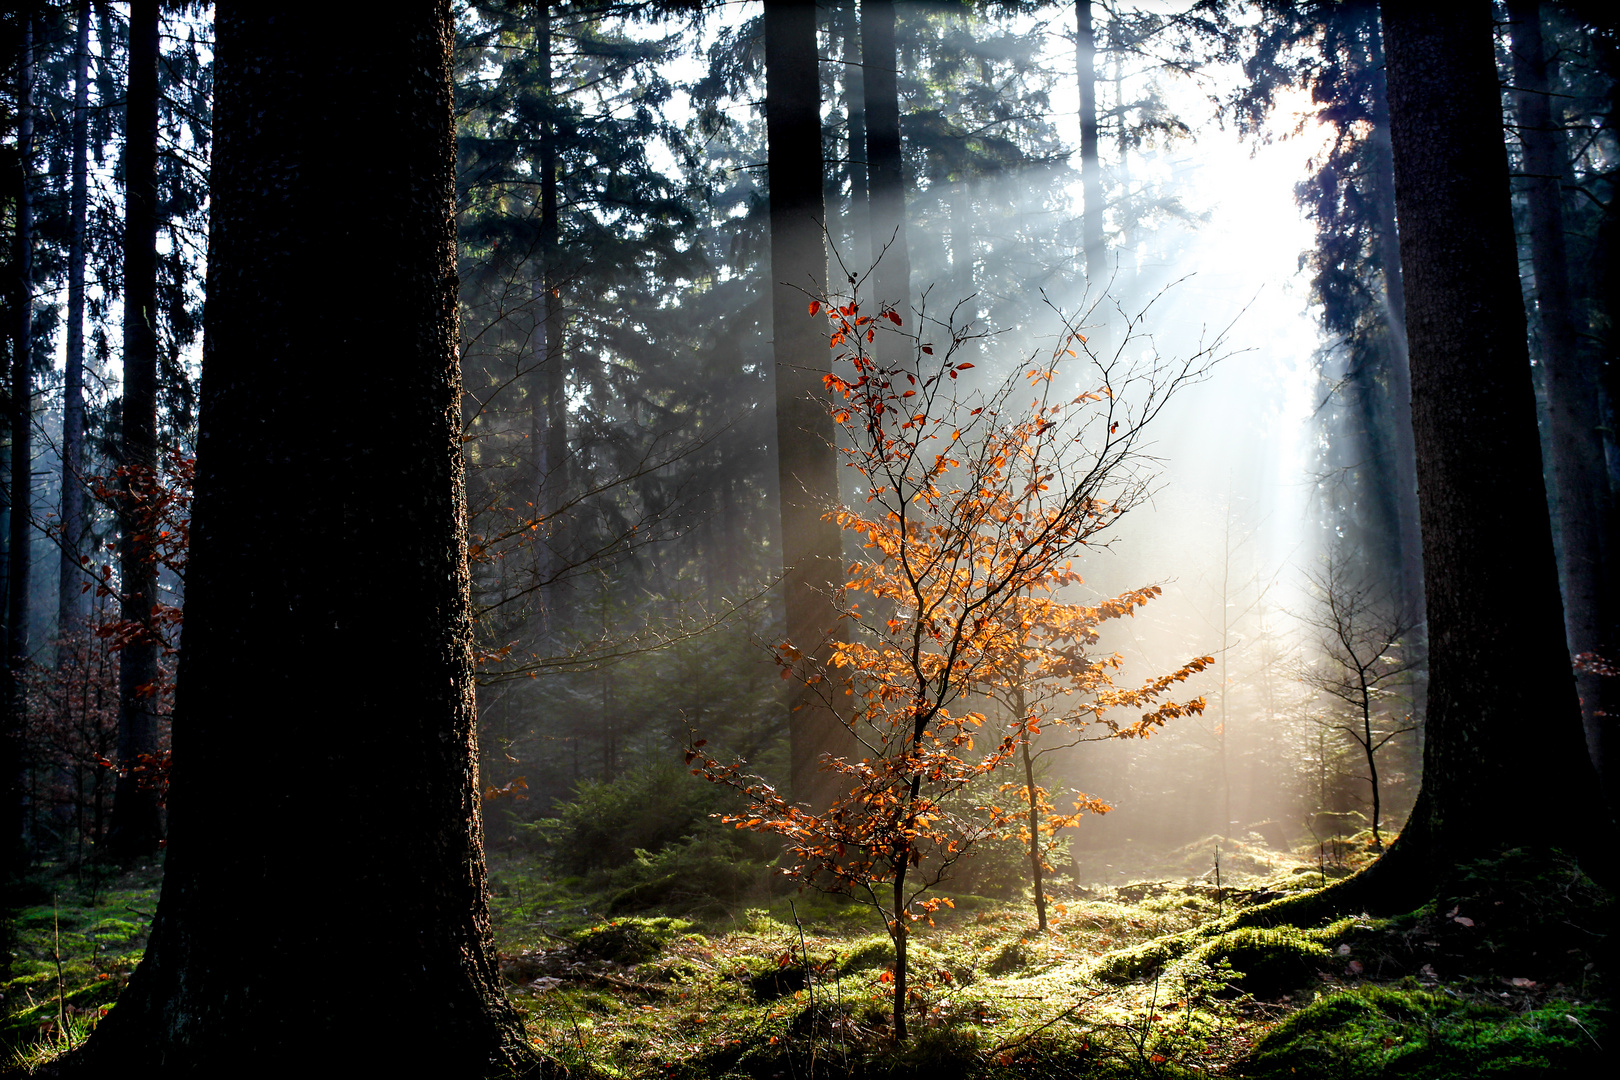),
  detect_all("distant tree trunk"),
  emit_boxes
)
[764,0,846,811]
[107,0,164,861]
[1509,0,1615,801]
[59,0,93,638]
[842,0,869,268]
[1076,0,1104,284]
[60,4,534,1070]
[534,0,568,630]
[1366,20,1424,618]
[3,3,37,906]
[861,0,910,361]
[1370,2,1608,895]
